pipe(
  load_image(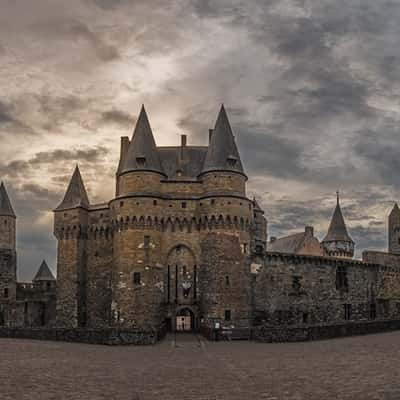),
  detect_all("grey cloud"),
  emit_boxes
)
[100,109,136,127]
